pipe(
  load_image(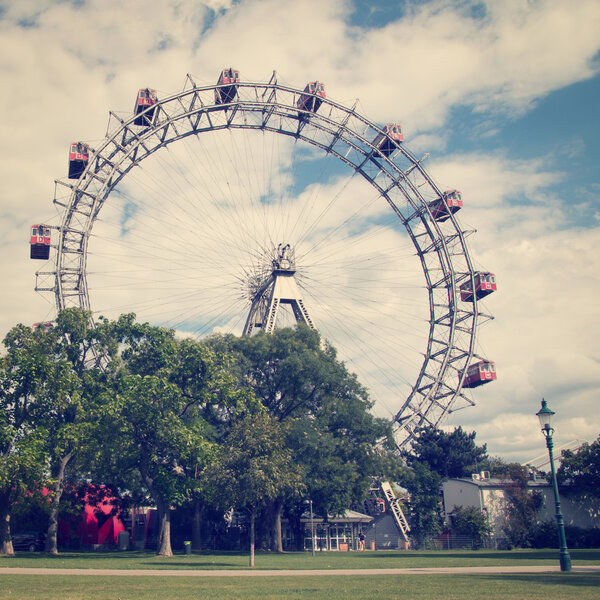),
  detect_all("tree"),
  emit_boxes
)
[93,315,243,557]
[402,462,444,546]
[0,312,97,555]
[404,426,488,479]
[209,327,400,550]
[38,308,114,555]
[485,460,543,548]
[450,506,492,549]
[0,324,52,555]
[400,425,488,547]
[0,309,119,555]
[207,411,303,567]
[557,437,600,497]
